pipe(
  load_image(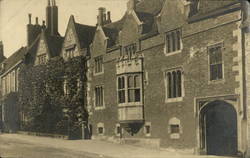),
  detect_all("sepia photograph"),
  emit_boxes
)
[0,0,250,157]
